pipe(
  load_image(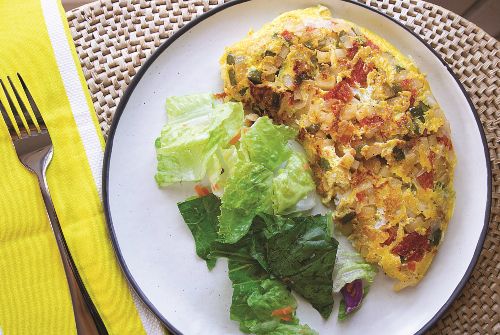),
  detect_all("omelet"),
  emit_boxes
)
[219,6,455,290]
